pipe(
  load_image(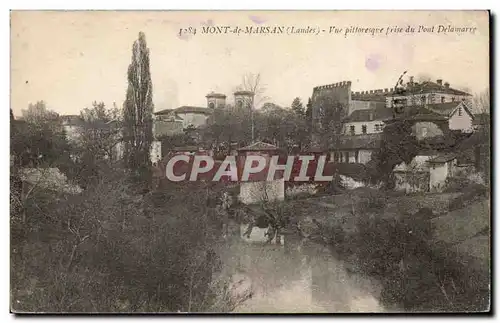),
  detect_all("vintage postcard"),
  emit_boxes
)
[10,10,490,314]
